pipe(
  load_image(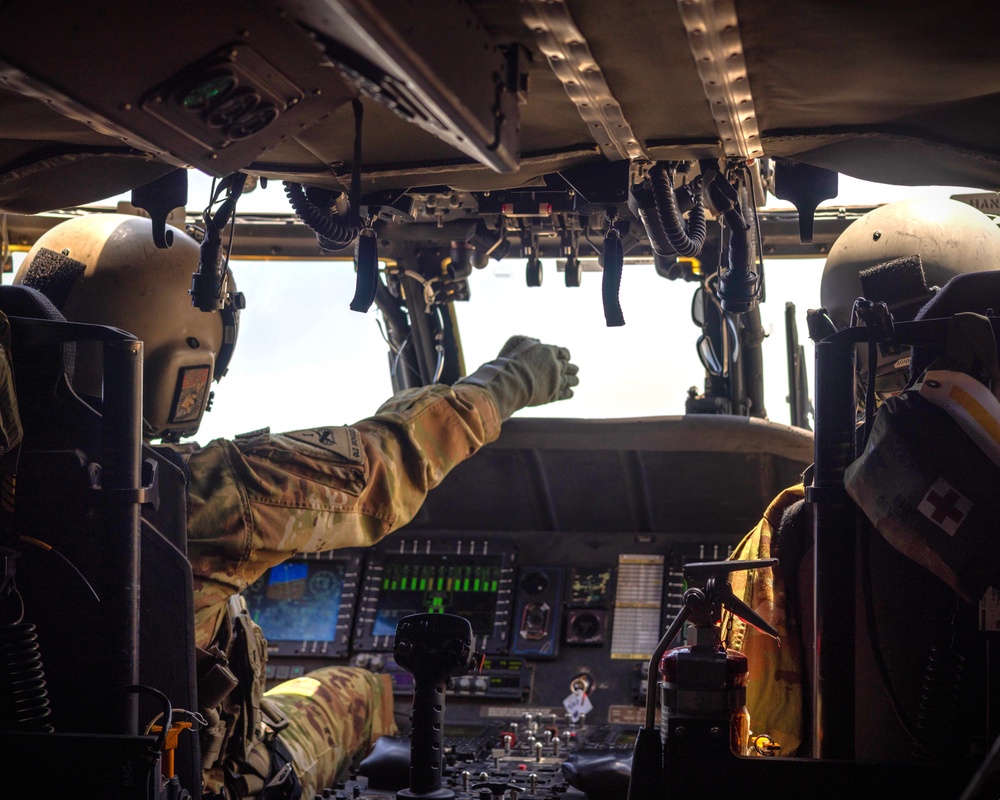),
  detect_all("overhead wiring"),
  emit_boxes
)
[648,163,707,258]
[391,333,412,378]
[744,163,767,303]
